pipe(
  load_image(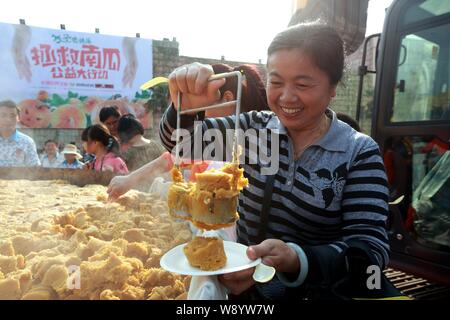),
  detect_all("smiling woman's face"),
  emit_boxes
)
[266,48,336,135]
